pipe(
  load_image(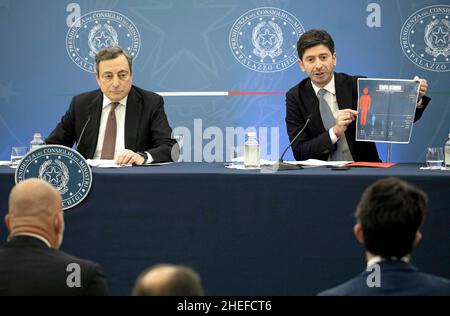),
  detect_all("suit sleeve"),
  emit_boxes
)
[45,97,77,147]
[145,96,176,162]
[414,95,431,122]
[83,263,110,296]
[285,90,336,161]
